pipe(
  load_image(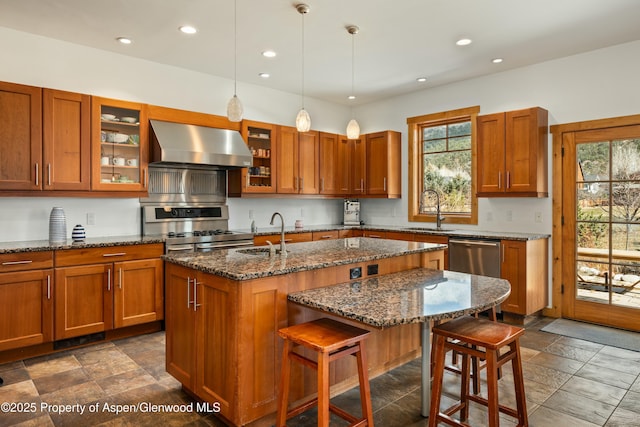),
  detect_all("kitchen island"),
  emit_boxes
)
[163,238,445,426]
